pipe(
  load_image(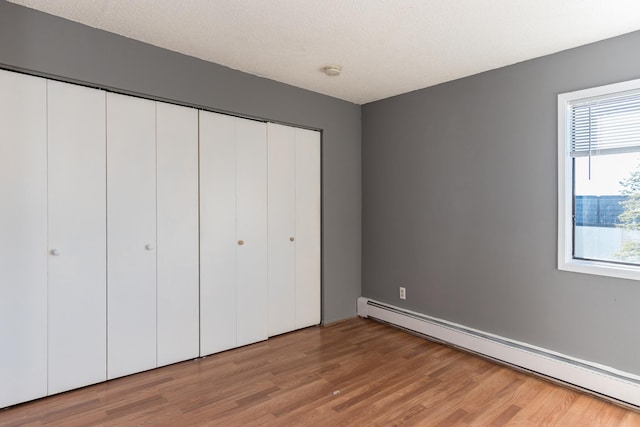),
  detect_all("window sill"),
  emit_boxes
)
[559,259,640,281]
